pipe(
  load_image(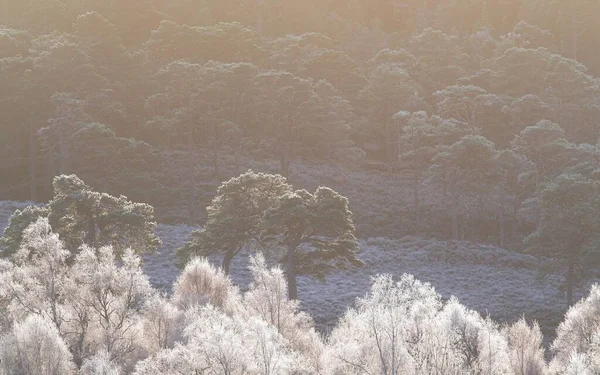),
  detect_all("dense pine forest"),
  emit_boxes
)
[2,0,600,374]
